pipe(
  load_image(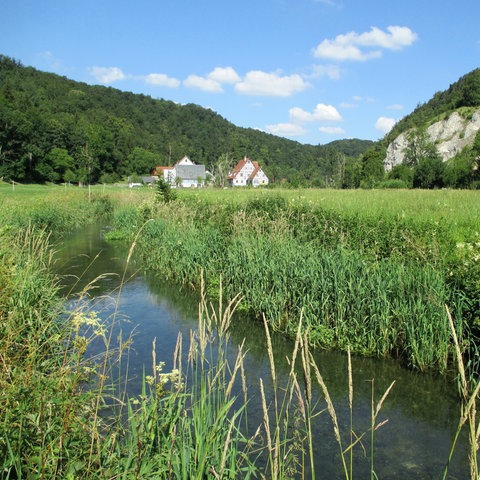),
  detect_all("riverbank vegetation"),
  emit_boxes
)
[109,186,480,375]
[1,183,479,478]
